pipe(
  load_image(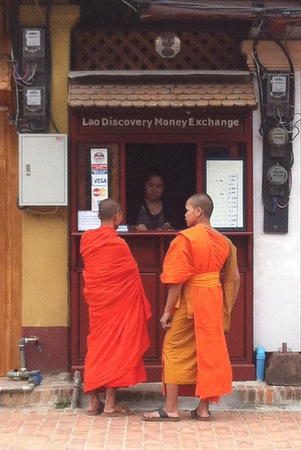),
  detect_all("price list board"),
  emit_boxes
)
[205,159,245,230]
